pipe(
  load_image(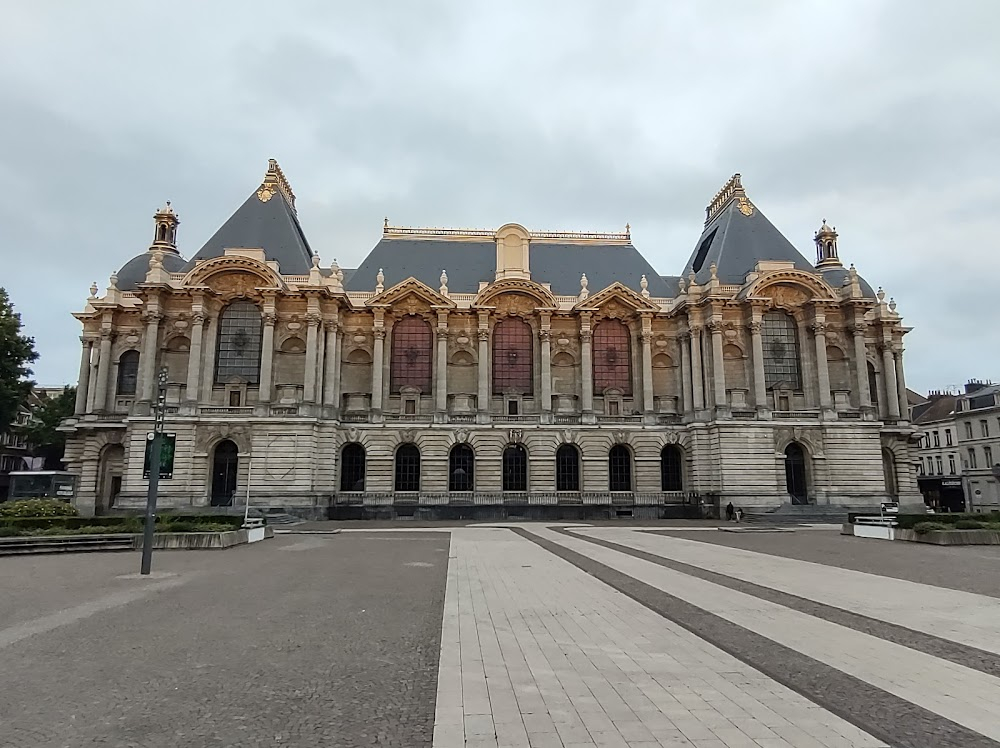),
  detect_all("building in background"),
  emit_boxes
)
[60,163,919,518]
[956,381,1000,512]
[912,391,965,511]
